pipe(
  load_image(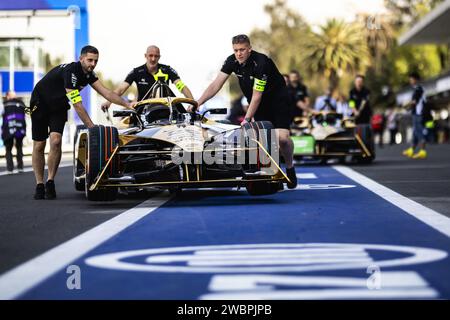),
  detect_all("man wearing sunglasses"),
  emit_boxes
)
[197,34,297,189]
[101,45,194,109]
